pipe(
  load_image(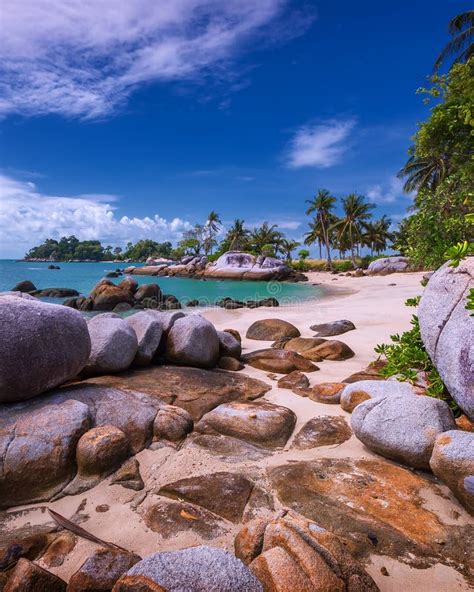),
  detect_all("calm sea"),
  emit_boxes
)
[0,260,321,307]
